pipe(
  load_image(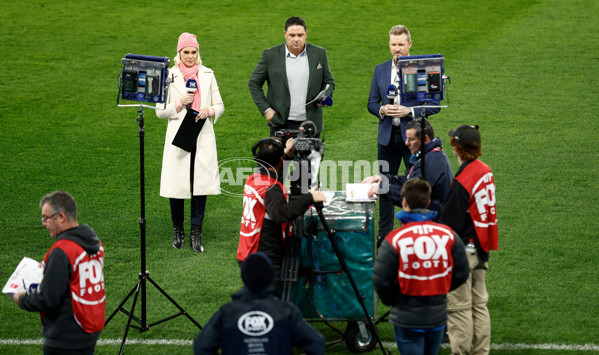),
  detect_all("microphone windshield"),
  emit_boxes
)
[386,84,398,99]
[186,79,197,93]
